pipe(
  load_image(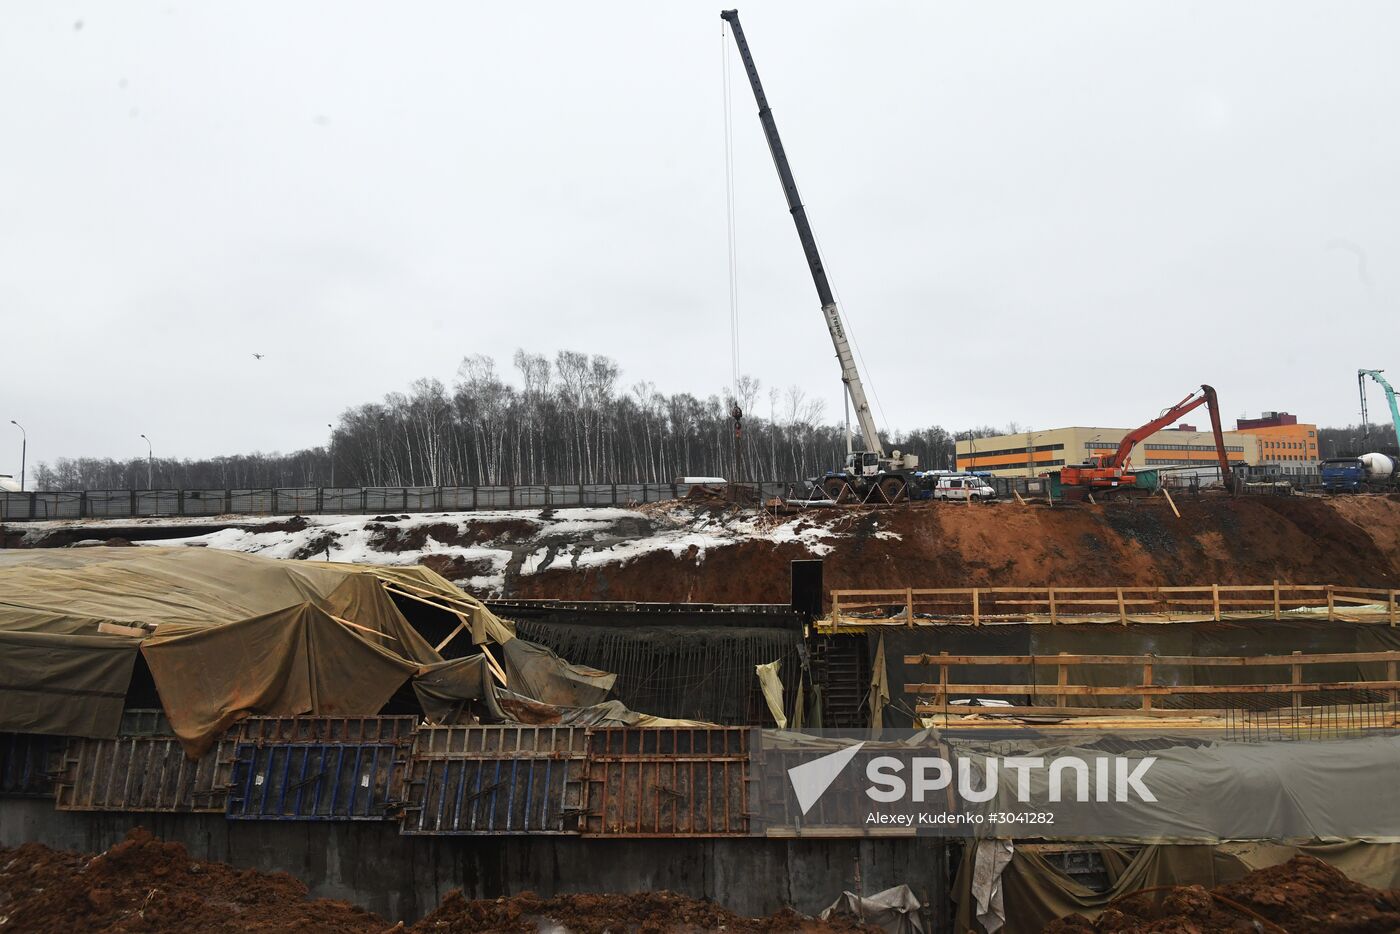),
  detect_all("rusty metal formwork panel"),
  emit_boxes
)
[226,741,408,820]
[54,733,237,812]
[0,733,57,797]
[234,715,419,745]
[580,727,751,837]
[401,726,587,835]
